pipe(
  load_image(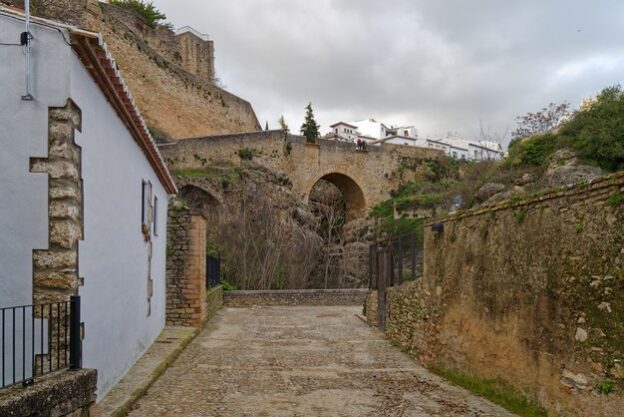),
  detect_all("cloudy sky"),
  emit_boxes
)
[152,0,623,148]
